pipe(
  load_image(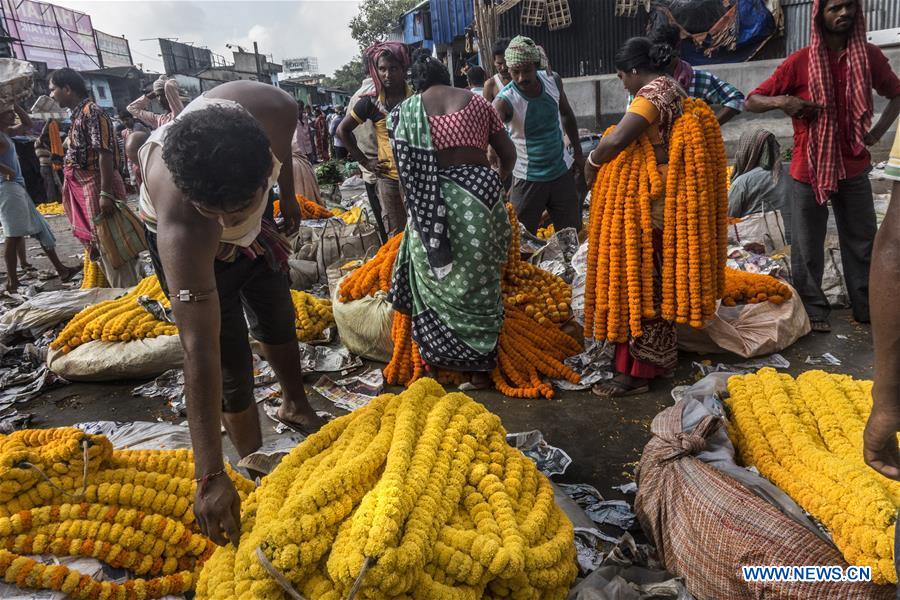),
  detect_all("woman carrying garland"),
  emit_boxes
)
[388,49,517,389]
[583,37,686,398]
